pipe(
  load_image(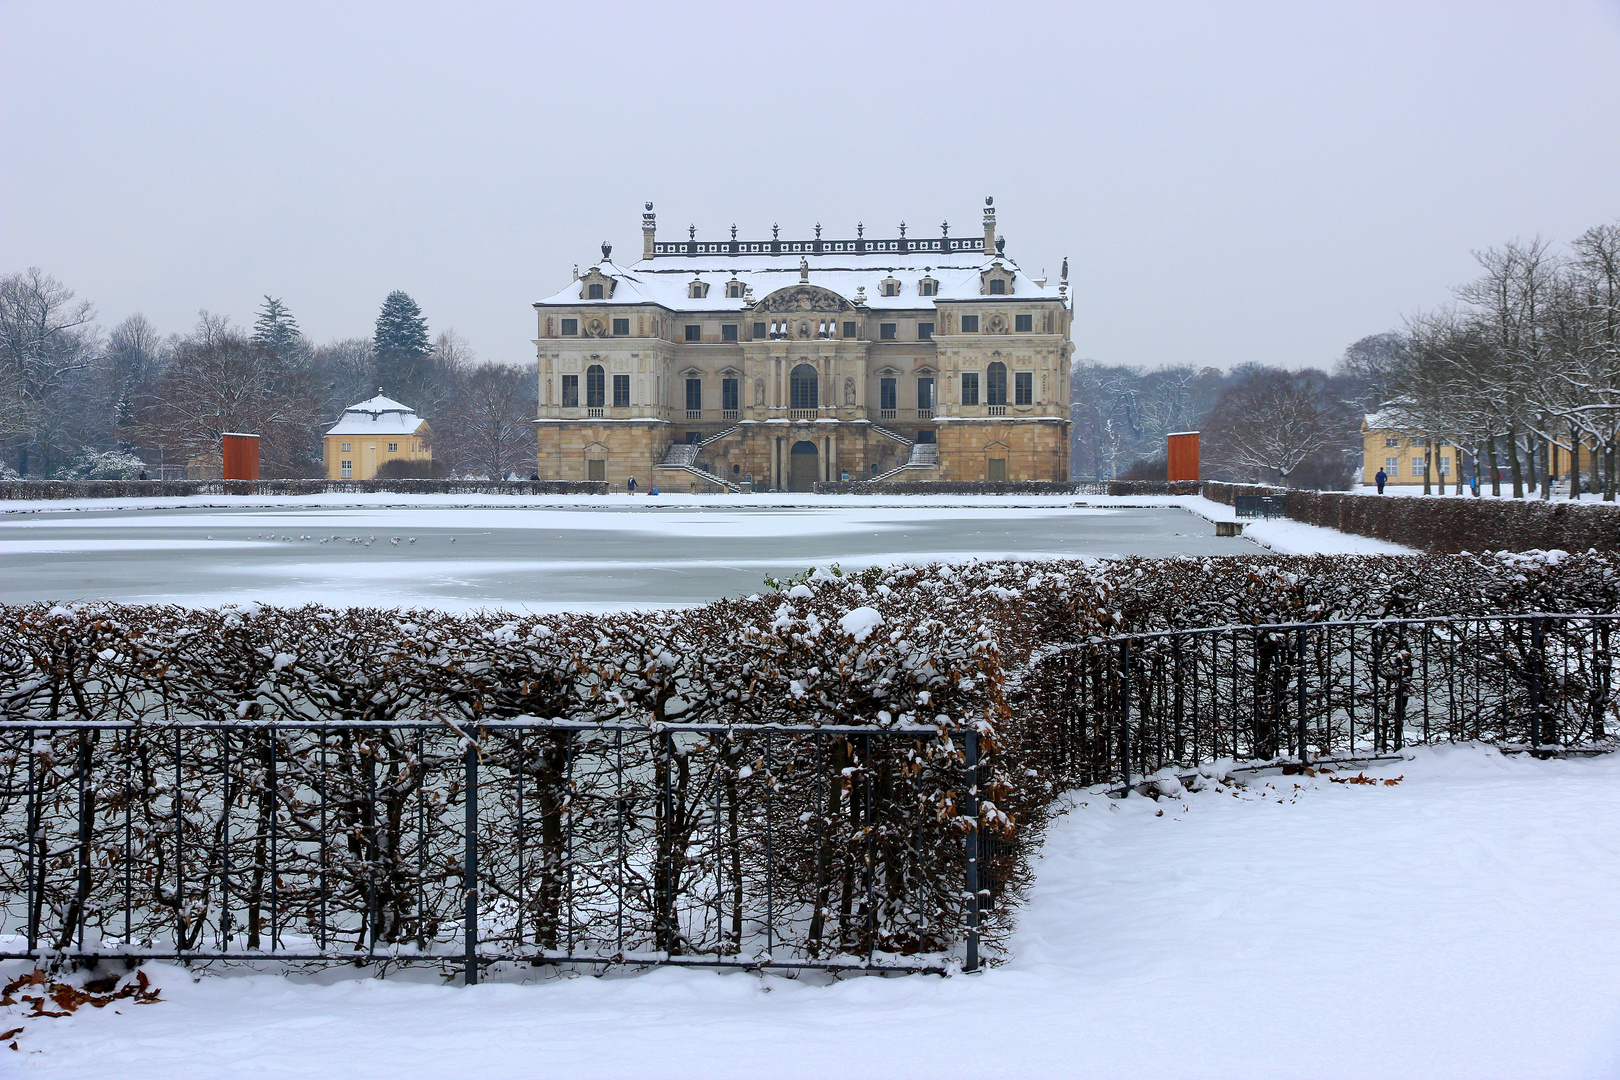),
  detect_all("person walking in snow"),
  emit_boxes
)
[1375,468,1387,494]
[627,476,638,494]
